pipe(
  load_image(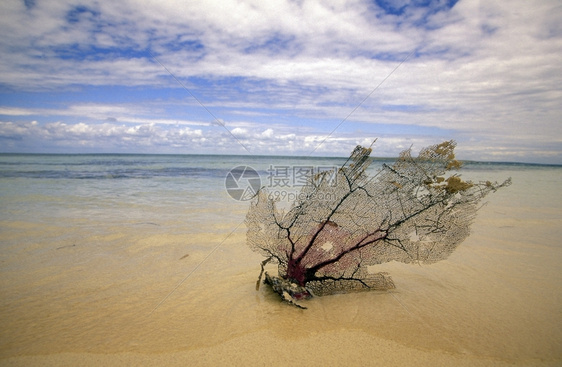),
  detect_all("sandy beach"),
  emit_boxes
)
[1,164,561,366]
